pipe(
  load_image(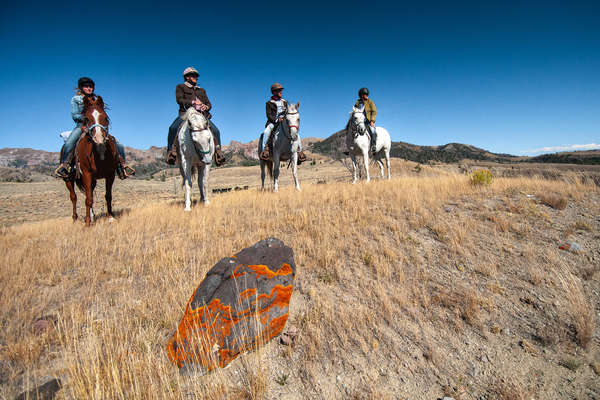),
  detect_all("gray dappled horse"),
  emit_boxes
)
[346,106,391,183]
[177,108,215,210]
[259,102,301,192]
